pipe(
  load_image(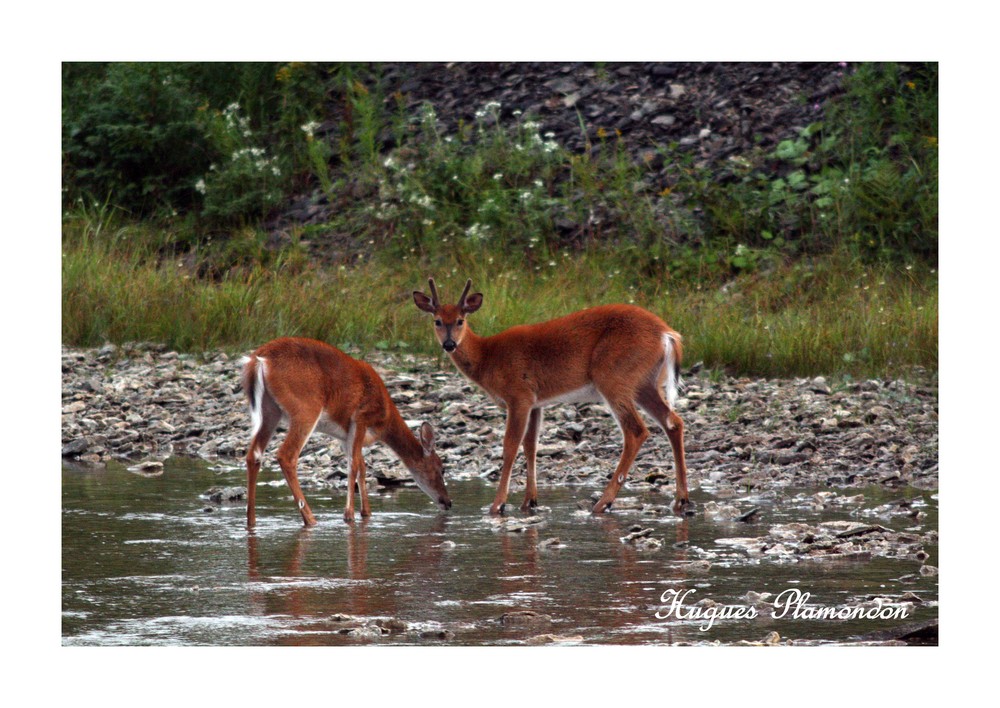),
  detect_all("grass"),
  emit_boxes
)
[62,213,937,381]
